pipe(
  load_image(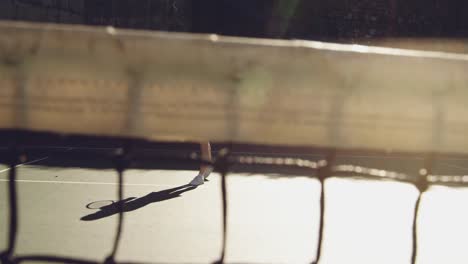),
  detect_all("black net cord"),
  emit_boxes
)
[0,147,20,264]
[106,148,129,263]
[312,179,325,264]
[6,160,18,256]
[411,192,423,264]
[213,149,230,264]
[14,255,99,264]
[410,154,432,264]
[312,151,335,264]
[217,170,228,264]
[107,168,124,261]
